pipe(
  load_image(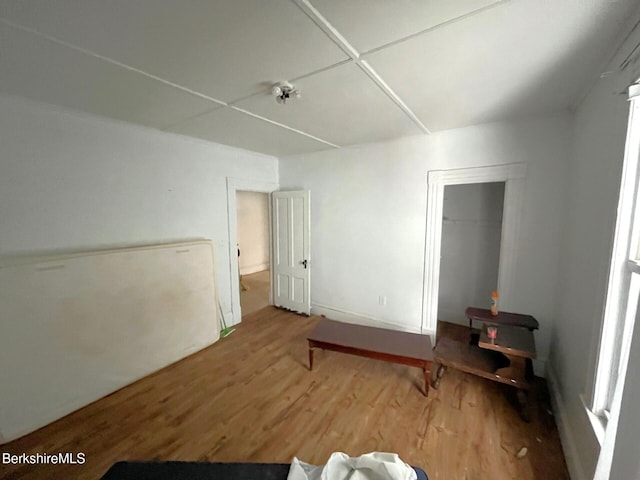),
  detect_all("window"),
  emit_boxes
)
[592,83,640,427]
